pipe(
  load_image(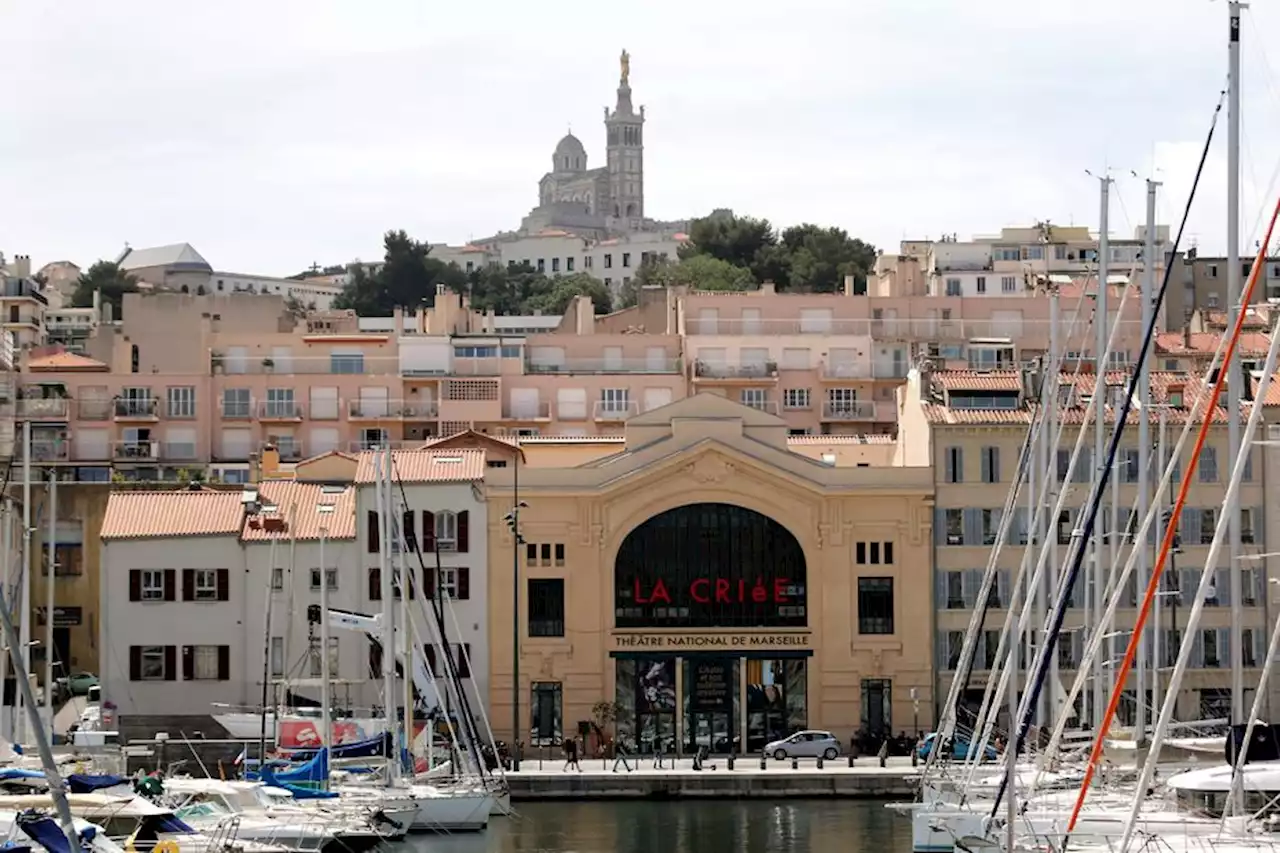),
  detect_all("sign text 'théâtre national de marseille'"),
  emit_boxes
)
[613,633,812,650]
